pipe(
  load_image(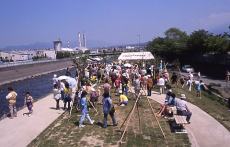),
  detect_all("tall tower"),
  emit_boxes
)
[53,39,62,51]
[78,32,82,47]
[82,33,86,47]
